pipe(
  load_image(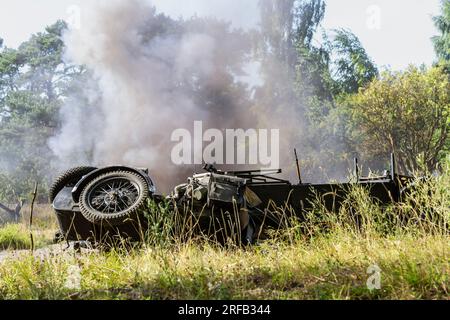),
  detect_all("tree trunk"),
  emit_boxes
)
[0,201,22,222]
